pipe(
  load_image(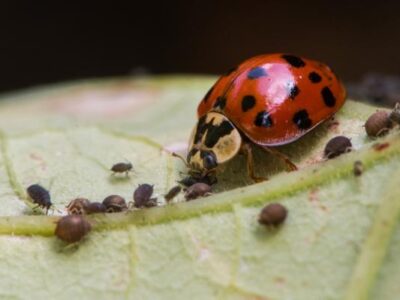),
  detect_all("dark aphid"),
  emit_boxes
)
[111,162,133,176]
[324,136,352,159]
[389,103,400,125]
[133,184,157,208]
[164,185,182,203]
[102,195,128,212]
[184,183,212,201]
[85,202,107,214]
[66,198,90,215]
[258,203,288,226]
[178,177,199,187]
[55,215,91,244]
[178,174,217,187]
[353,160,364,177]
[365,111,393,138]
[26,184,52,213]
